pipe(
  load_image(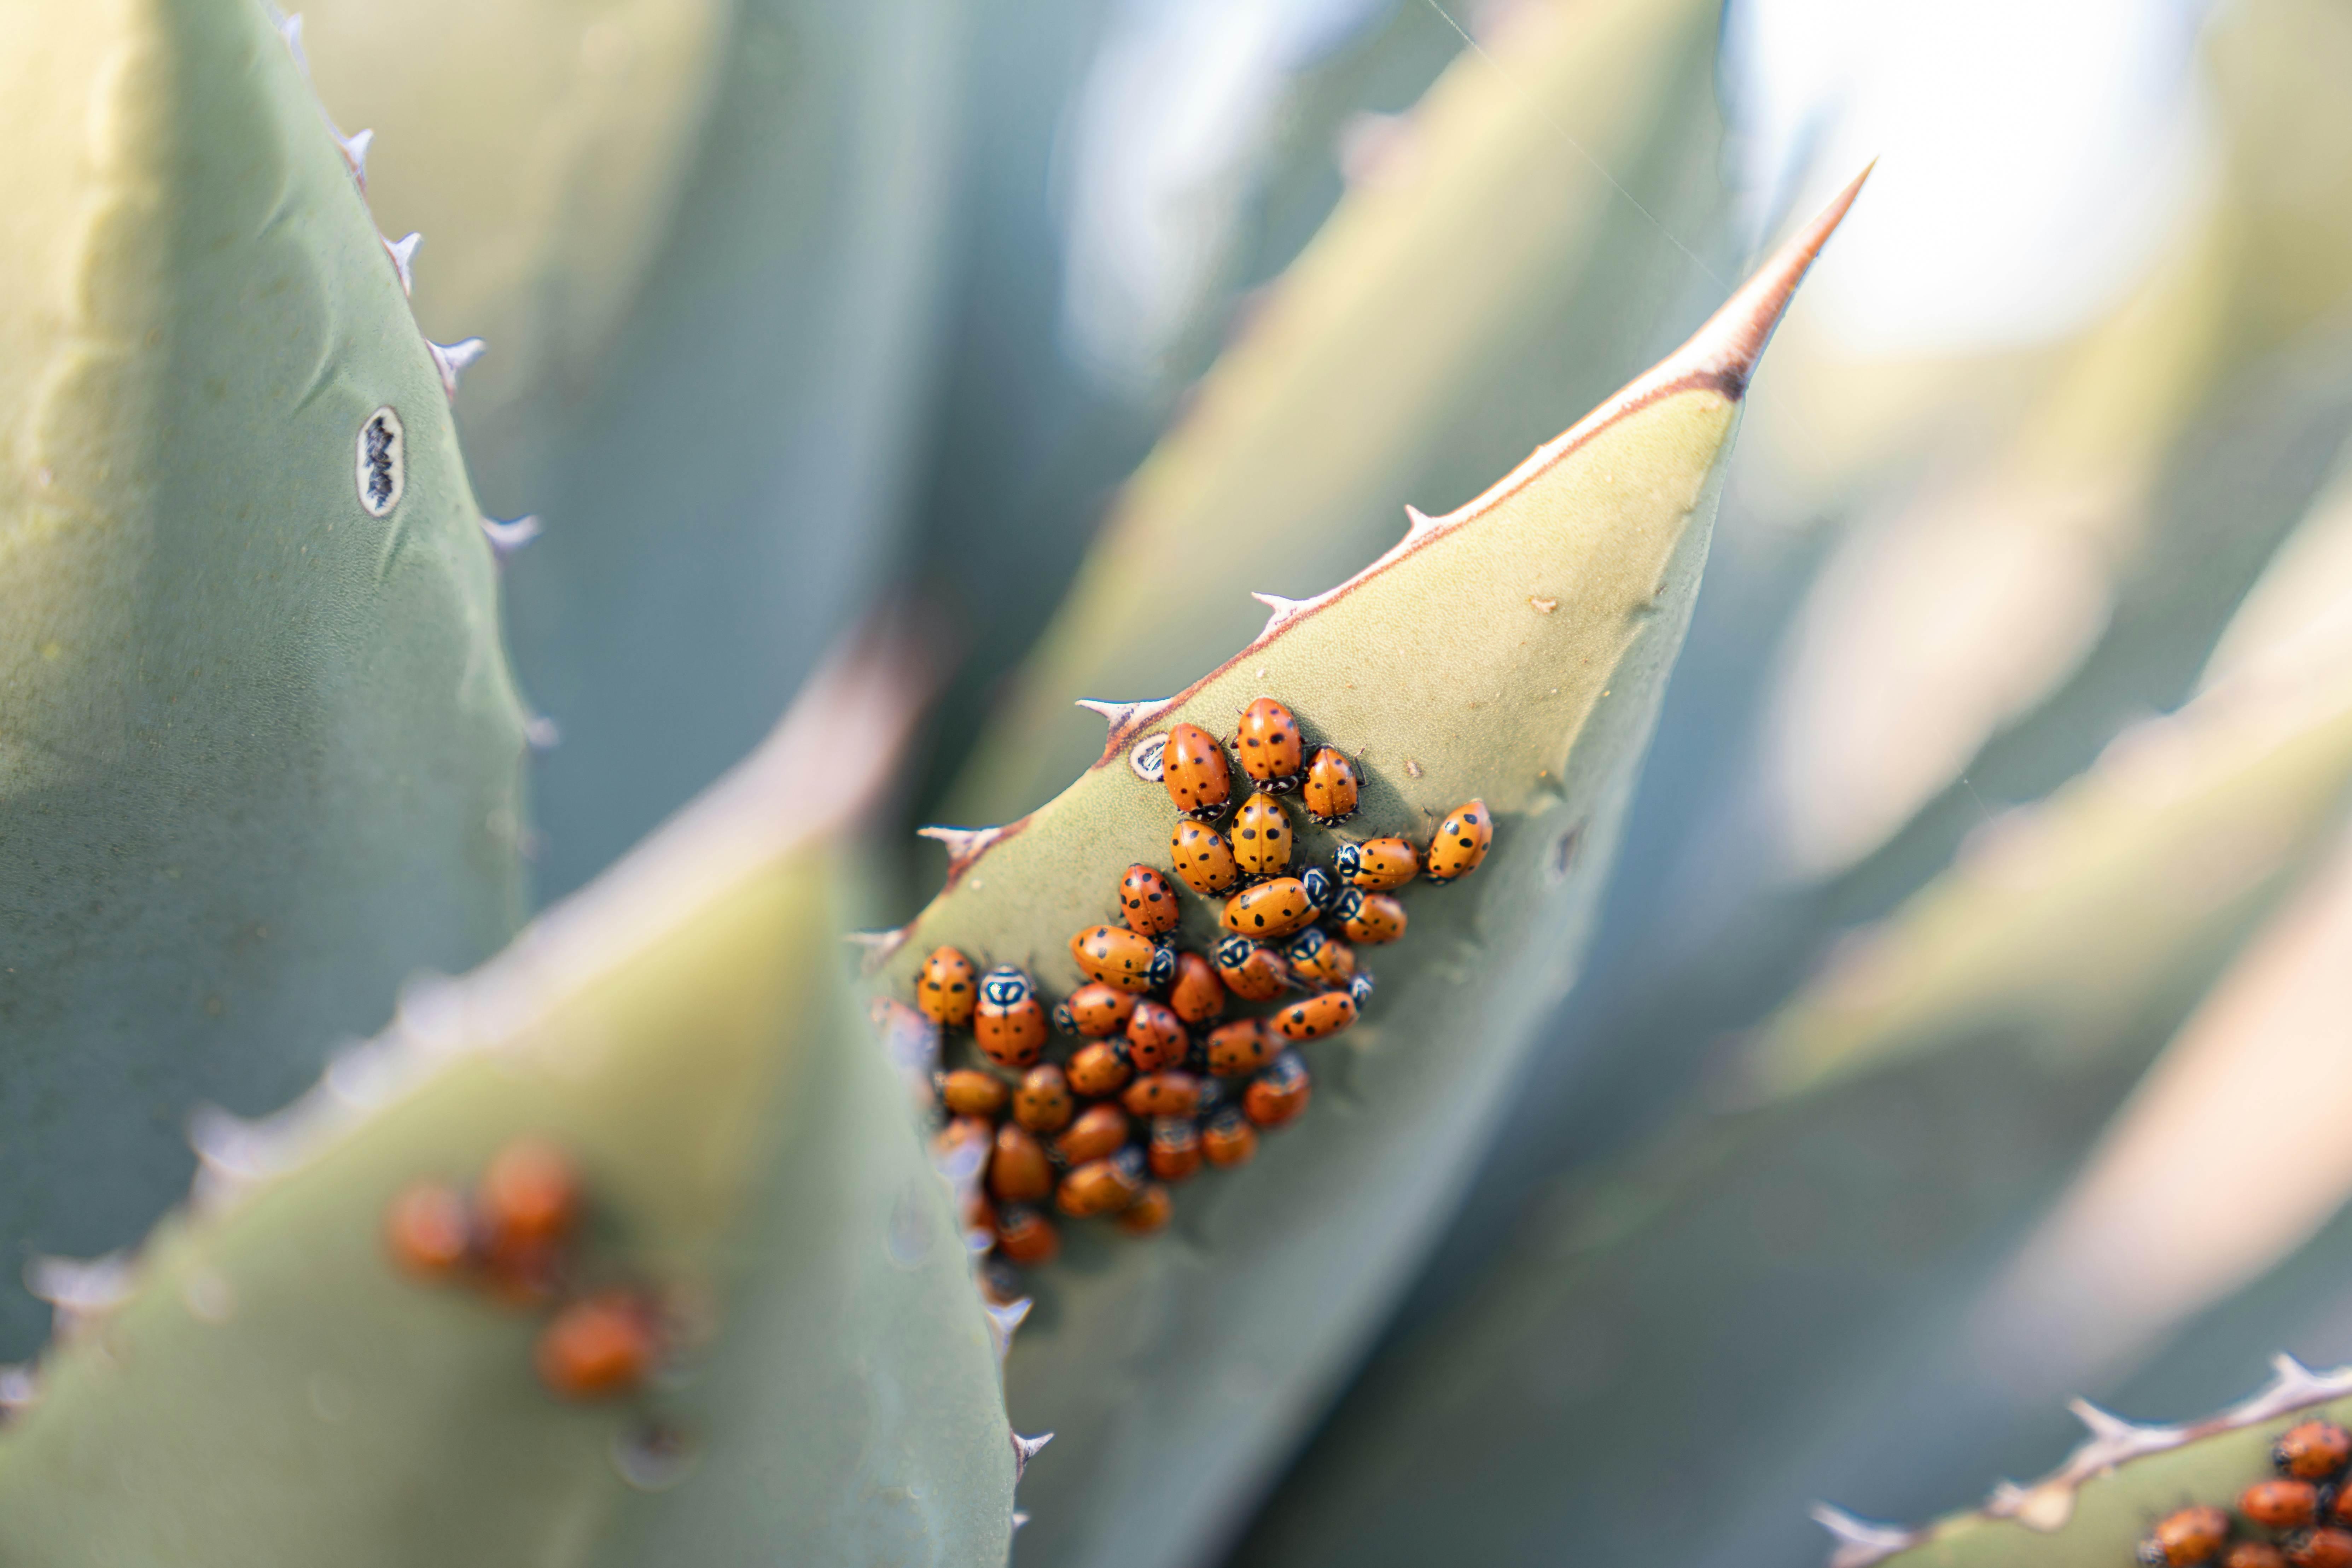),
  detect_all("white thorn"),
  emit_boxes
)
[918,824,1003,870]
[1251,591,1308,636]
[2221,1354,2352,1426]
[1011,1429,1053,1481]
[427,337,487,398]
[383,232,420,296]
[985,1298,1032,1365]
[0,1363,39,1416]
[1011,1512,1030,1533]
[525,715,561,751]
[1076,699,1137,724]
[845,928,909,972]
[1404,503,1440,538]
[481,514,541,559]
[1809,1503,1920,1568]
[25,1253,135,1340]
[276,12,308,70]
[337,127,373,187]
